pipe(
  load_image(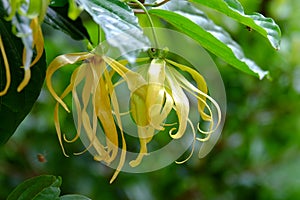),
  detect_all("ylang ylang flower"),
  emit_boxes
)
[46,47,221,183]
